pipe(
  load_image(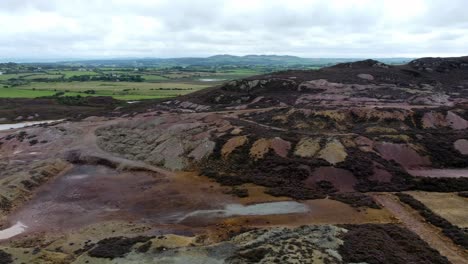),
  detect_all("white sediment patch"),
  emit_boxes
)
[0,120,62,131]
[177,201,309,223]
[0,221,27,240]
[67,174,90,180]
[199,78,225,82]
